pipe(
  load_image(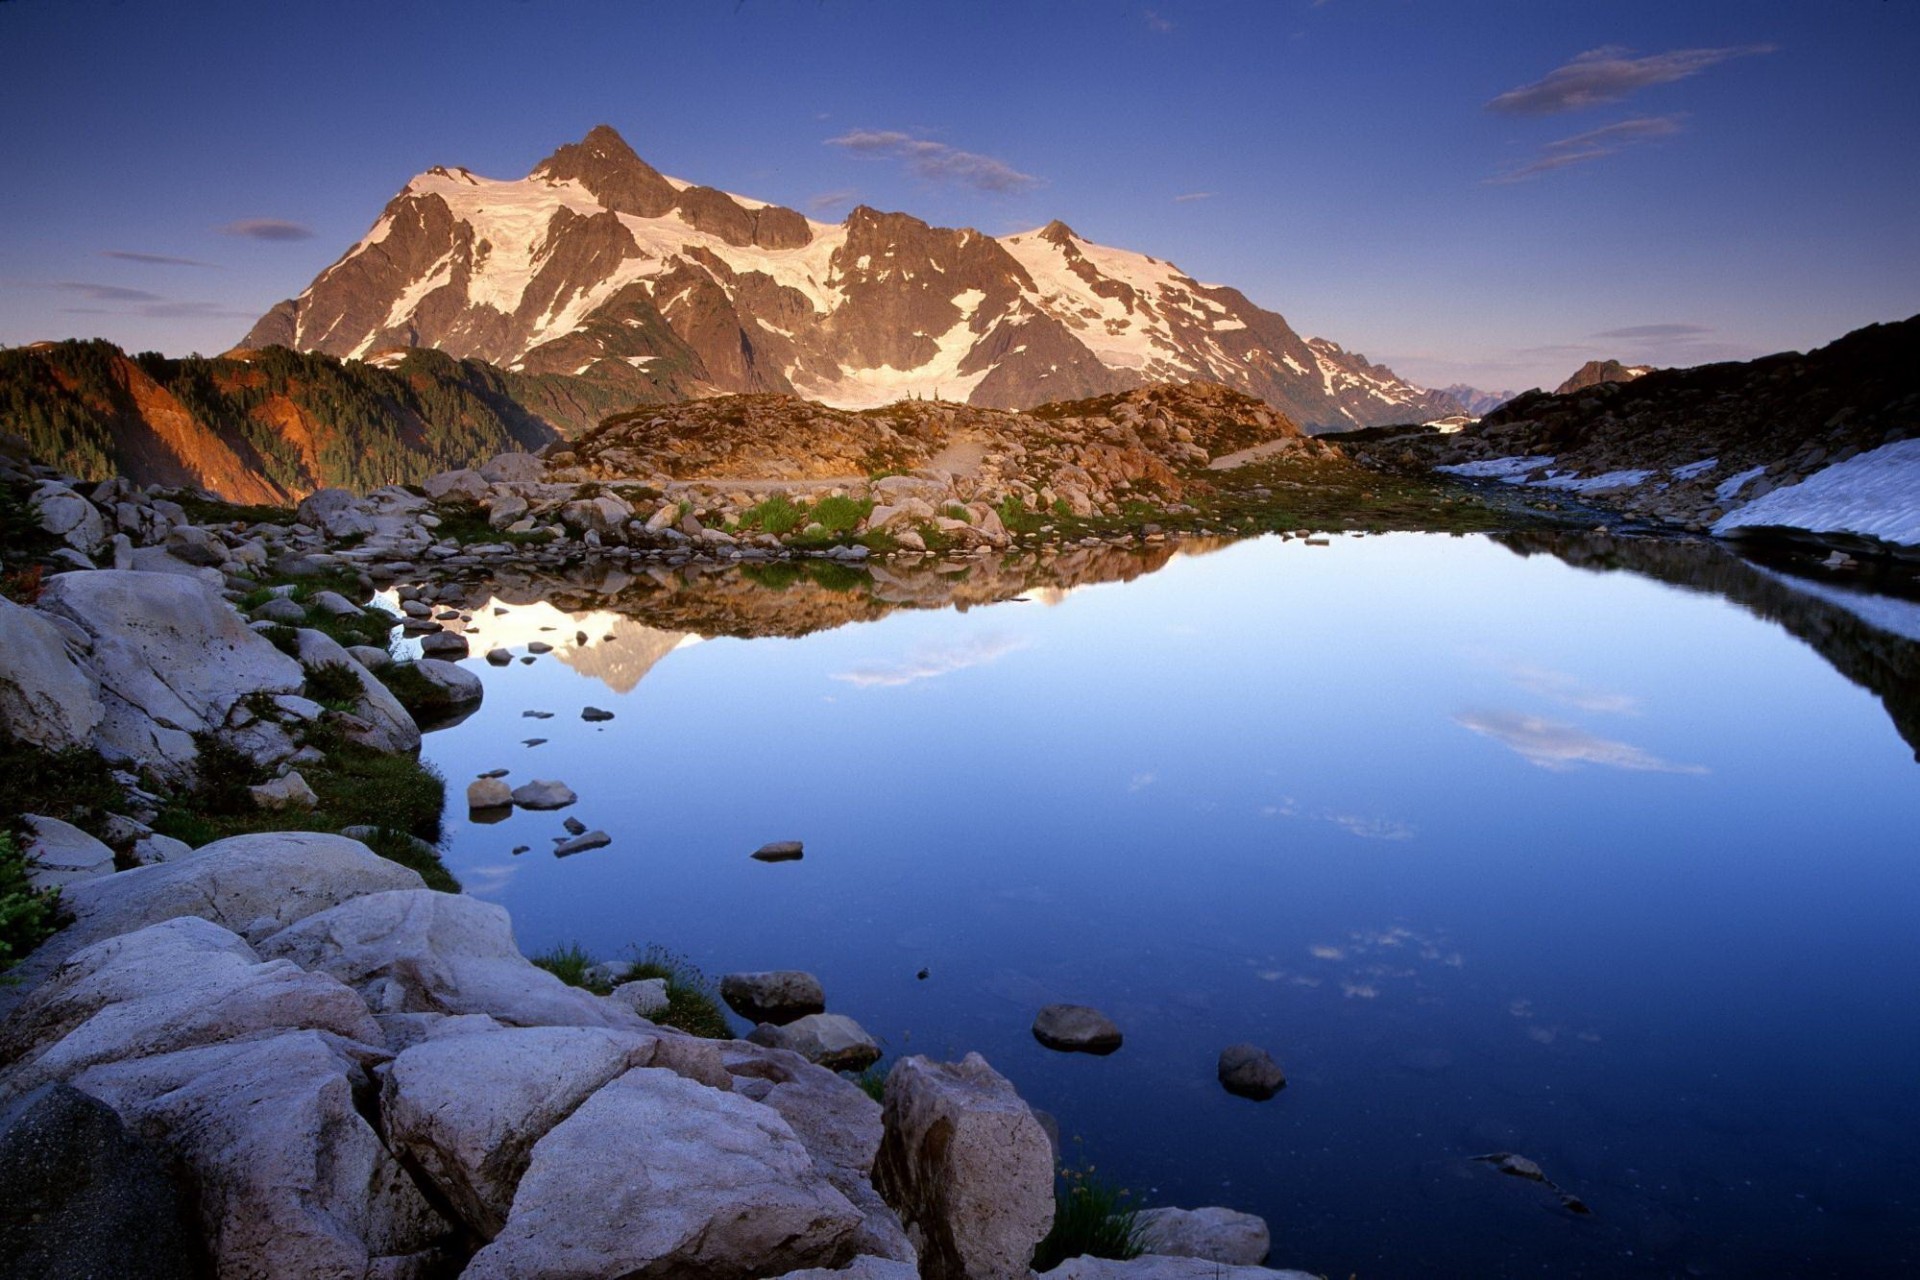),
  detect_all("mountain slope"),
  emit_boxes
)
[0,340,625,500]
[242,125,1458,432]
[1553,359,1652,395]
